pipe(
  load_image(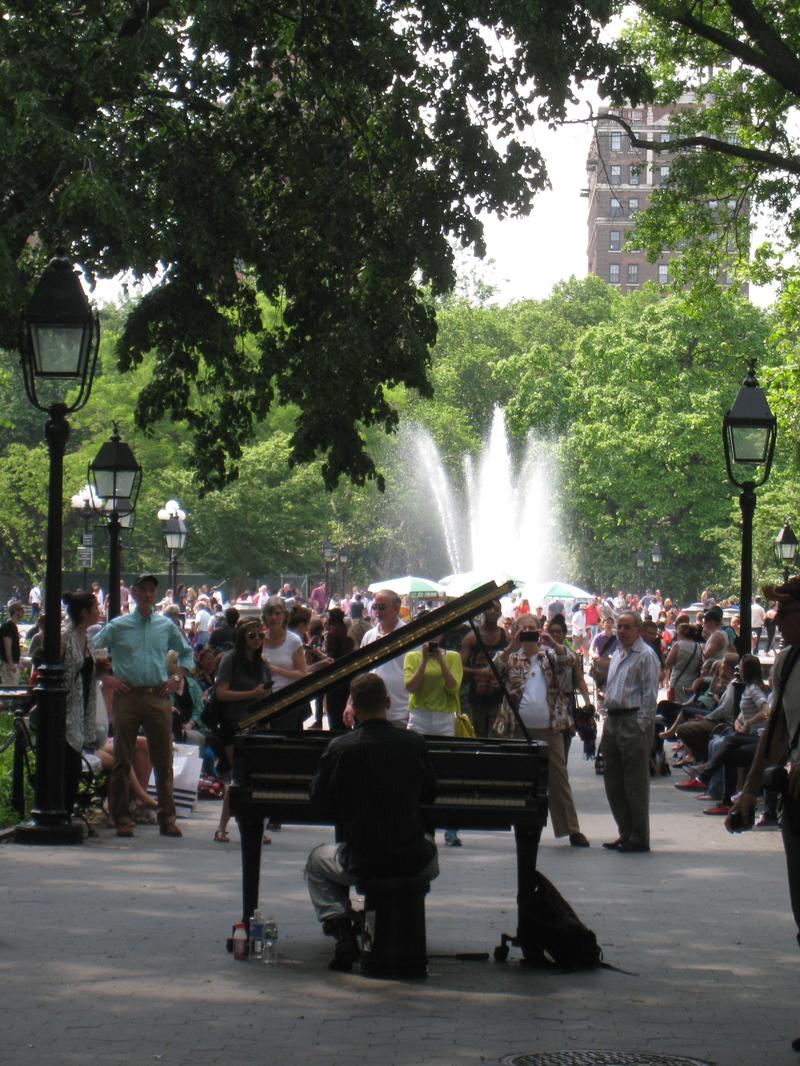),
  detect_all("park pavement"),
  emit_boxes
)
[0,746,798,1066]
